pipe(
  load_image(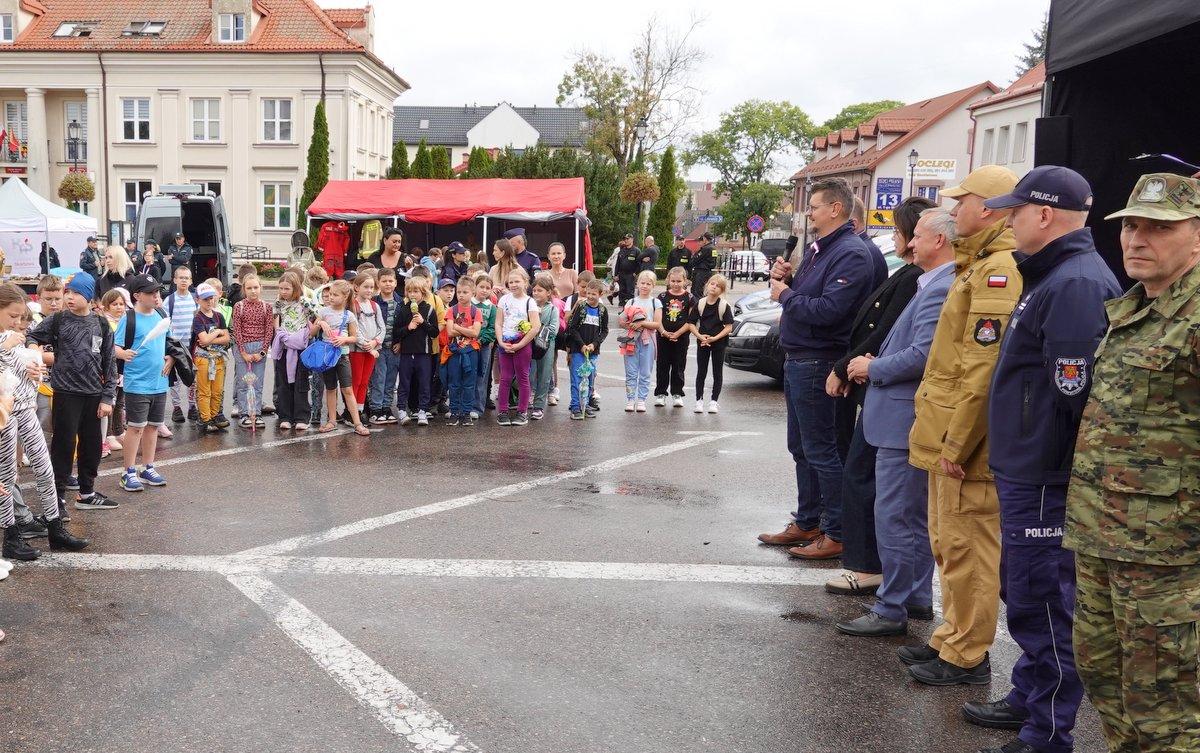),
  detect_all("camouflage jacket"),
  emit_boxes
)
[1065,261,1200,564]
[909,220,1021,479]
